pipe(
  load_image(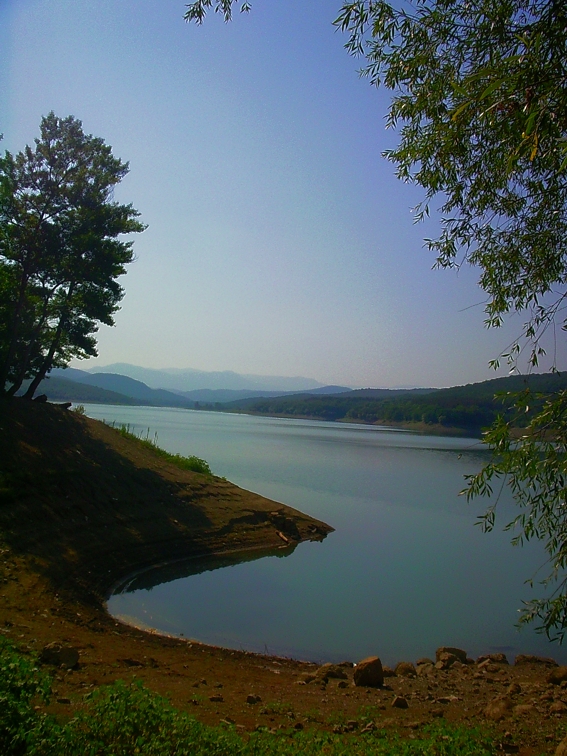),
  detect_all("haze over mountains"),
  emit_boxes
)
[46,365,353,406]
[85,364,333,393]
